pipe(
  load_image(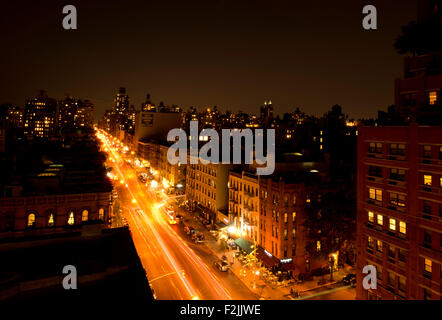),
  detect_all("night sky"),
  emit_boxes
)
[0,0,418,120]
